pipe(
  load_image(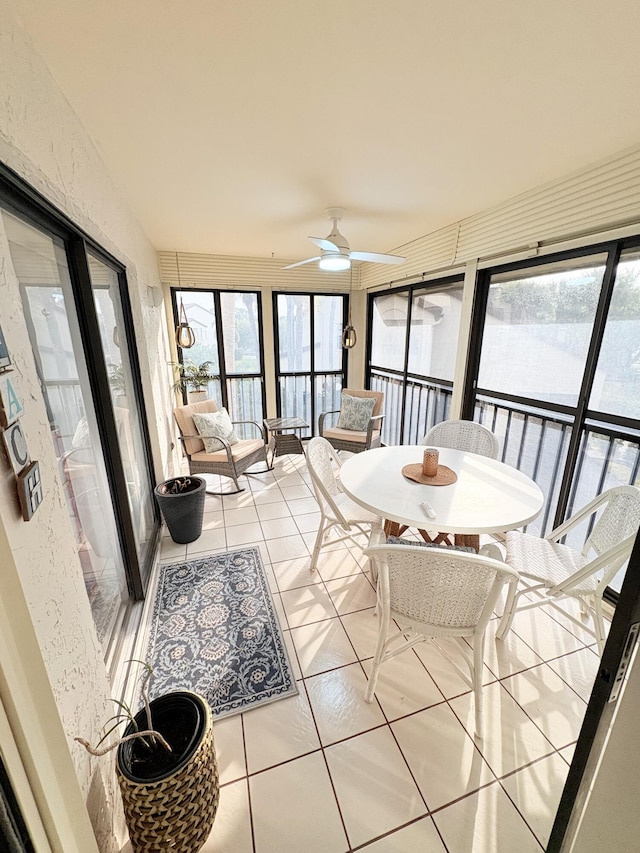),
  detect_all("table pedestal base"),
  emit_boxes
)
[383,520,479,553]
